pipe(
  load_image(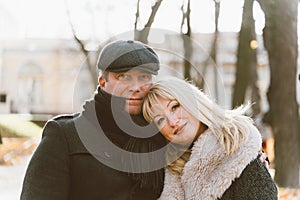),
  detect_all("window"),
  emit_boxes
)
[18,62,43,113]
[0,94,6,103]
